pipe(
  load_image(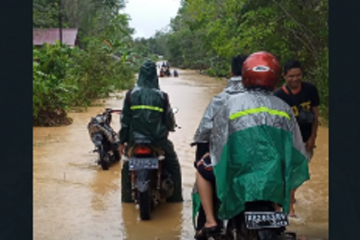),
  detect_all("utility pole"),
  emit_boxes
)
[58,0,63,45]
